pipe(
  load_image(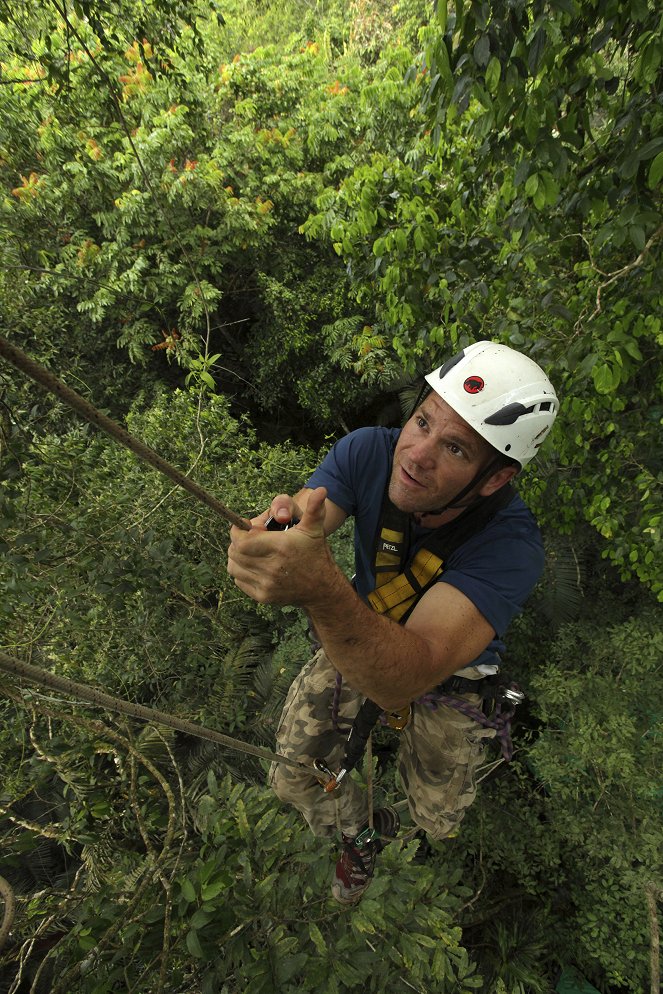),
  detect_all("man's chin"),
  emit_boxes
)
[389,482,430,516]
